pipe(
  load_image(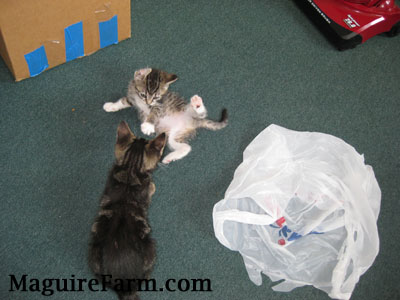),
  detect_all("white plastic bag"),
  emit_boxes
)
[213,124,381,300]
